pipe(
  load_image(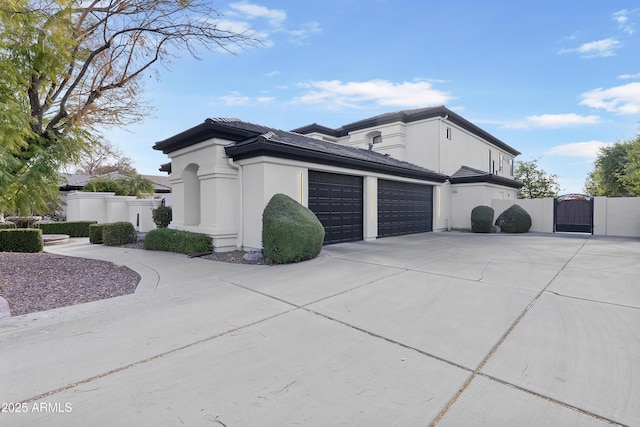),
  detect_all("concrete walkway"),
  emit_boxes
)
[0,233,638,426]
